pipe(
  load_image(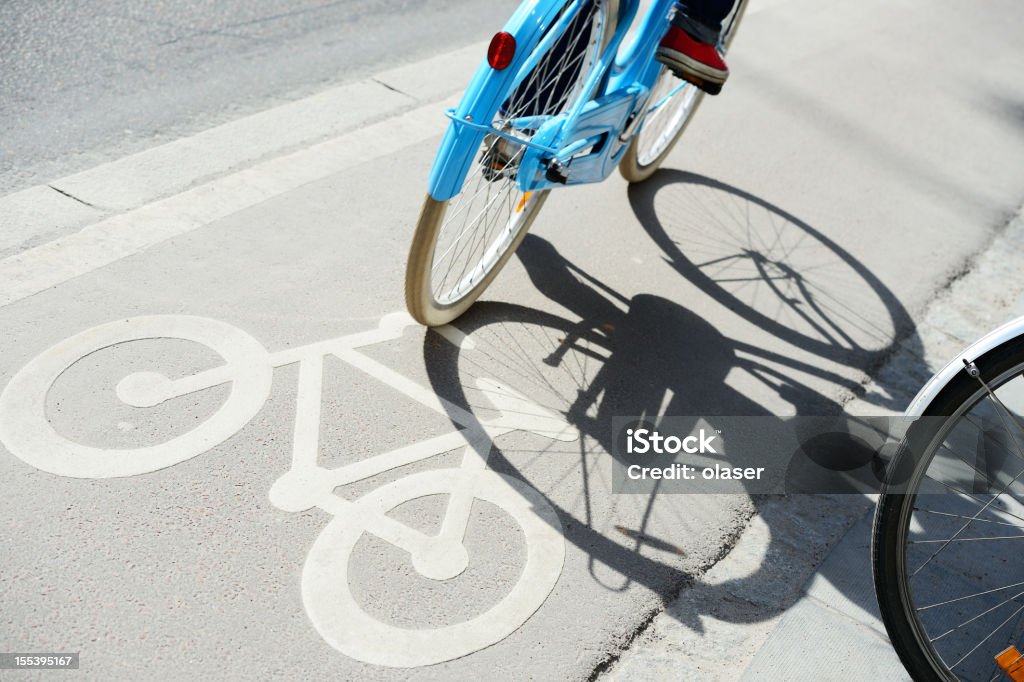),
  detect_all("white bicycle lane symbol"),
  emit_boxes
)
[0,312,575,668]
